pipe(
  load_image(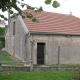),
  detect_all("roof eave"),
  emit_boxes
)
[30,32,80,36]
